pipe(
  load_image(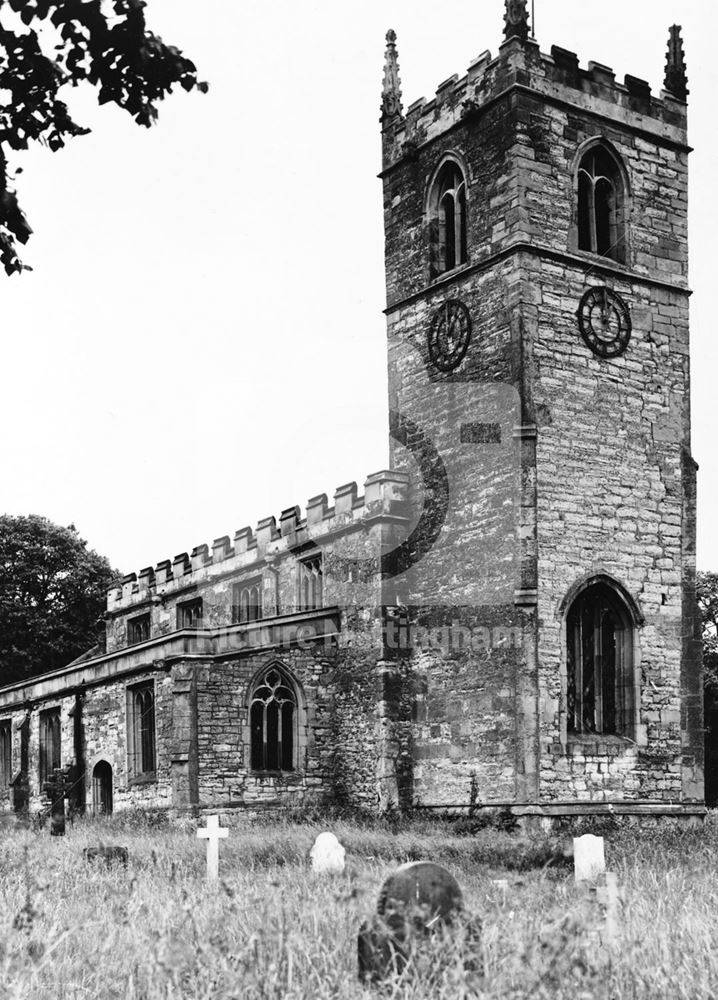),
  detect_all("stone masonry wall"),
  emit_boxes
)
[0,669,174,814]
[529,258,690,802]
